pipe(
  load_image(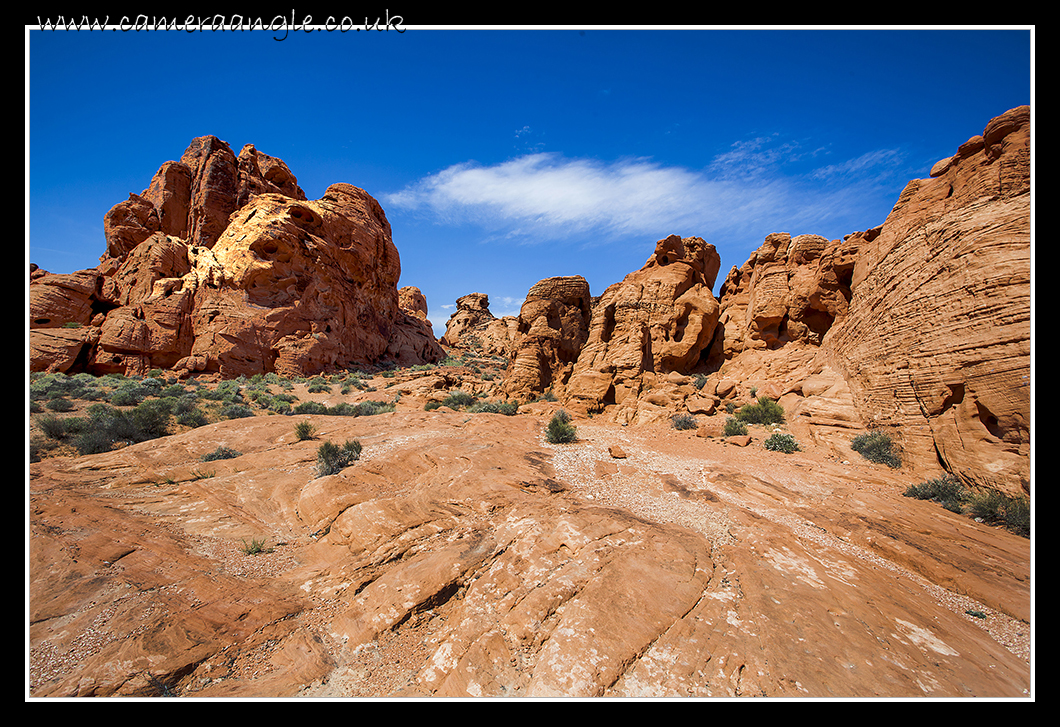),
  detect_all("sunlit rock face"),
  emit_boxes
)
[29,136,442,377]
[564,235,721,420]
